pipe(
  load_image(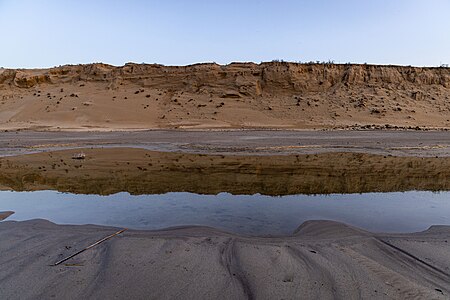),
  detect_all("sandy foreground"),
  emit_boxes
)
[0,218,448,299]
